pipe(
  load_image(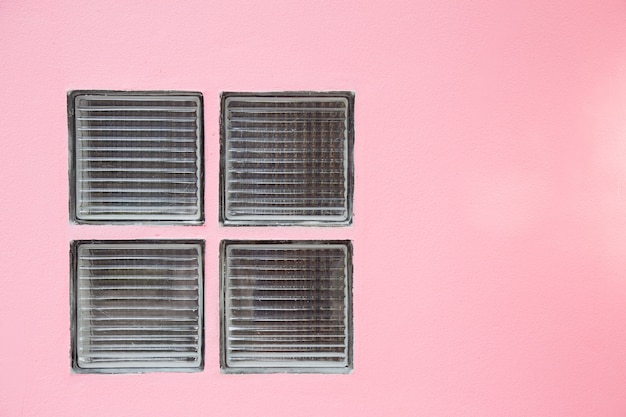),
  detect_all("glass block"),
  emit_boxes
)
[69,91,204,224]
[220,240,353,373]
[71,240,204,373]
[220,92,354,226]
